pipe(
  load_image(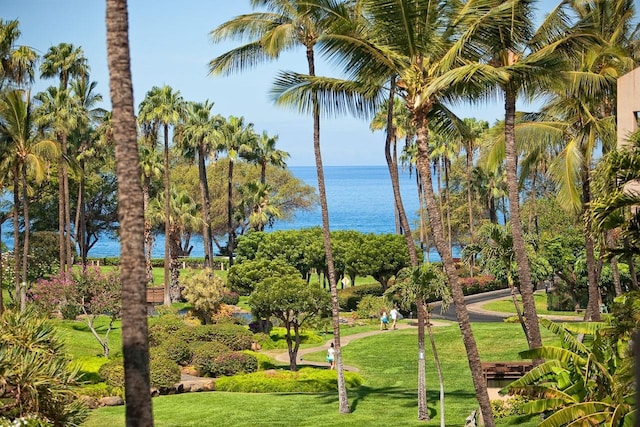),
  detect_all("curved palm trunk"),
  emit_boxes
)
[163,123,171,306]
[414,108,494,427]
[384,80,427,419]
[106,1,154,424]
[504,88,542,350]
[142,178,153,284]
[197,142,214,268]
[307,45,349,414]
[581,168,601,321]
